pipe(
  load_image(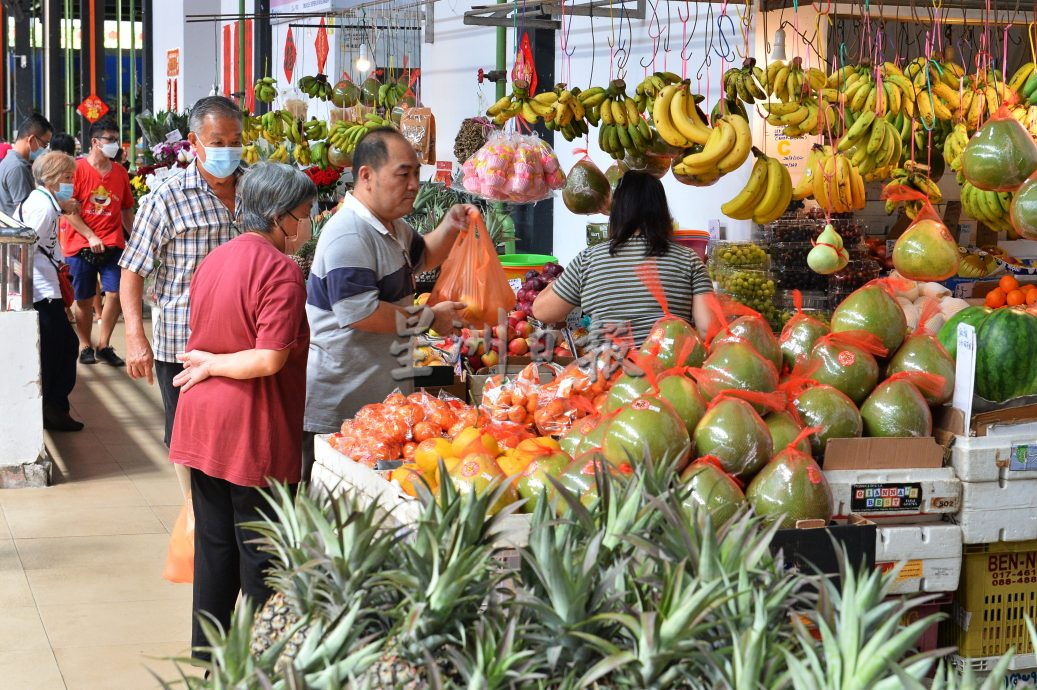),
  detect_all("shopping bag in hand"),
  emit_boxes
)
[162,495,194,584]
[428,209,515,328]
